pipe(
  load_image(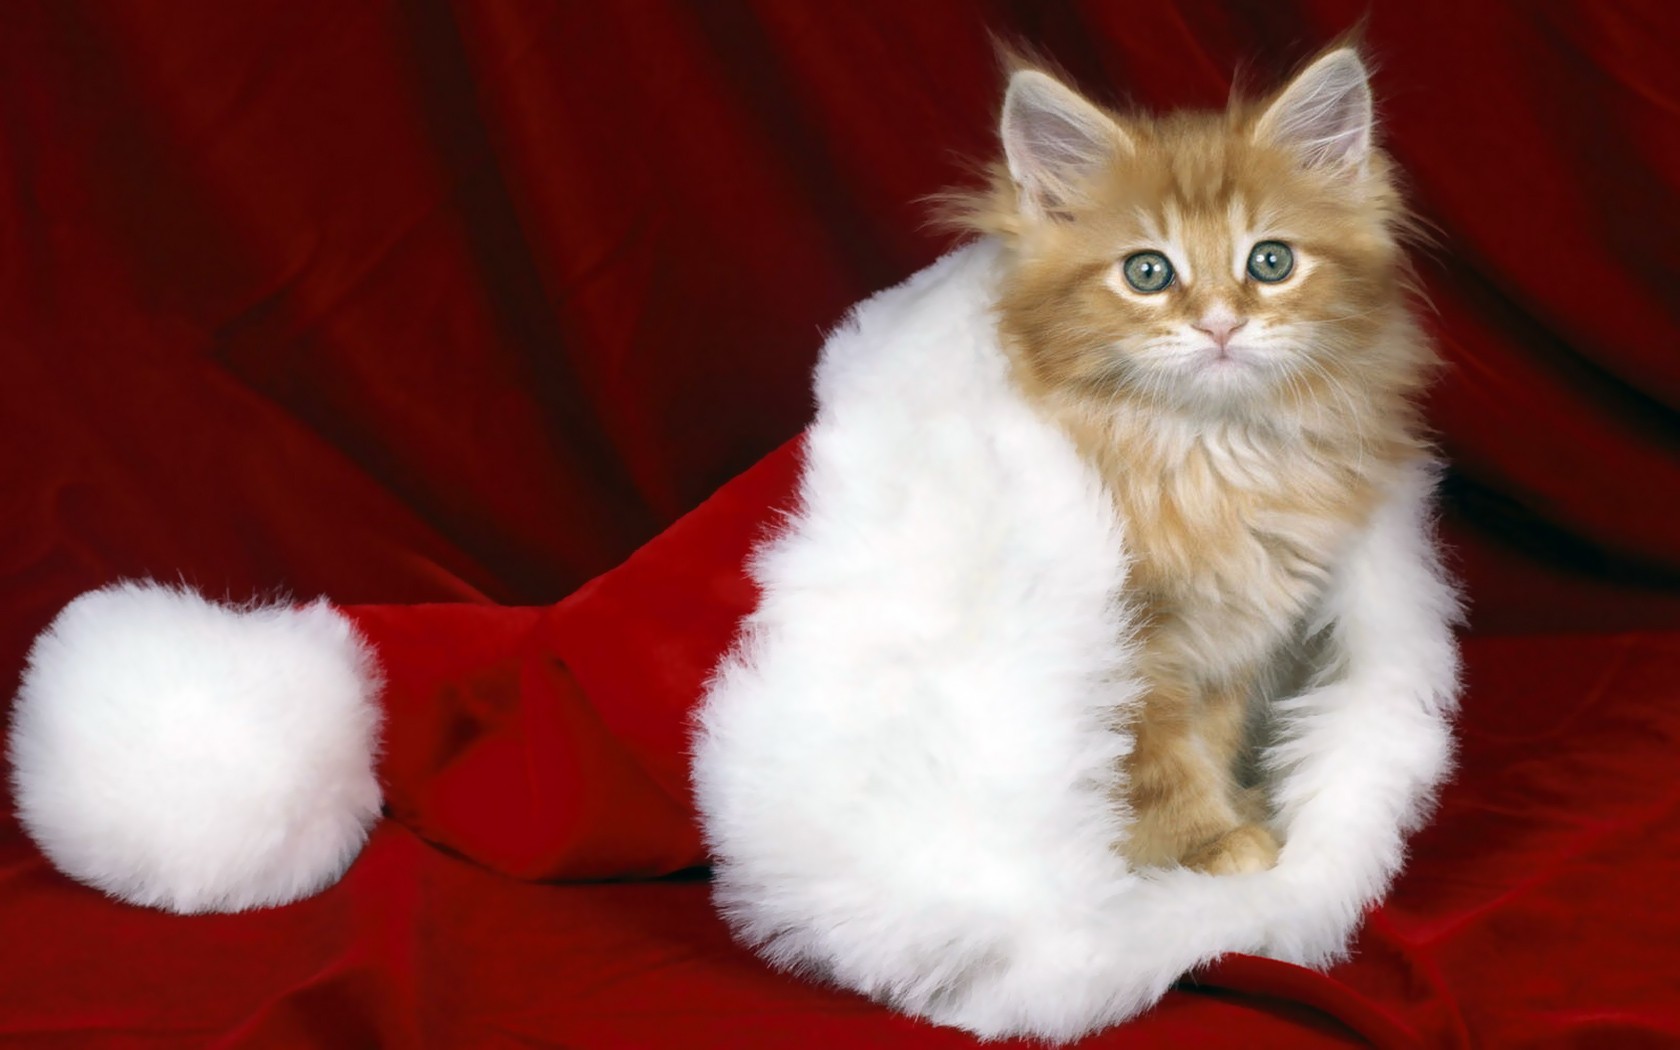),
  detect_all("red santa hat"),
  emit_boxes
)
[7,244,1458,1043]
